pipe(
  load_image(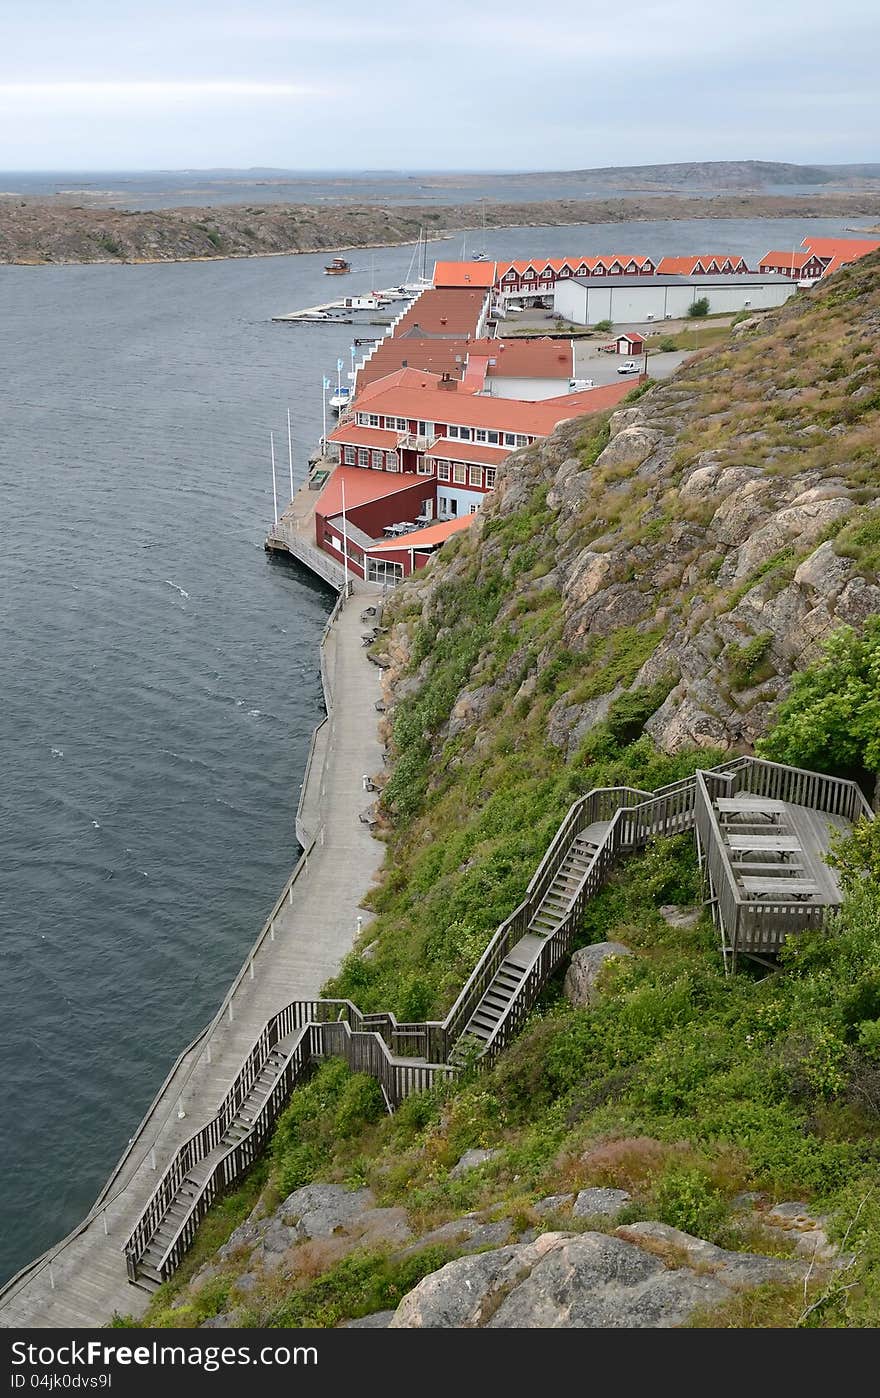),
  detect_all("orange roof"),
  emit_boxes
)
[467,337,574,379]
[496,255,655,278]
[350,373,637,436]
[392,287,488,338]
[656,254,750,275]
[353,366,453,403]
[325,425,399,450]
[356,340,473,391]
[426,439,509,466]
[367,514,474,553]
[800,236,880,261]
[759,250,815,269]
[314,466,425,517]
[433,261,497,288]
